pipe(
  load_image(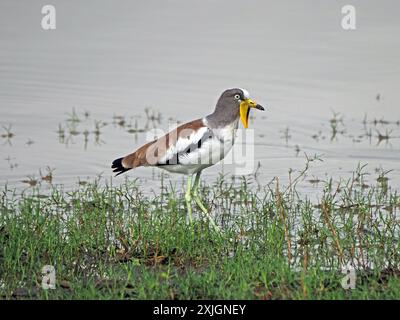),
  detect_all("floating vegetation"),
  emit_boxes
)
[4,155,18,170]
[376,129,393,145]
[1,125,15,145]
[280,126,291,145]
[375,167,393,194]
[53,108,156,148]
[39,166,55,184]
[311,130,325,141]
[329,111,346,141]
[67,123,80,136]
[373,118,390,126]
[294,145,300,157]
[66,108,81,124]
[308,113,400,146]
[21,175,38,187]
[144,107,162,124]
[83,130,90,150]
[308,177,323,185]
[112,114,125,123]
[56,124,66,142]
[78,180,88,186]
[126,119,145,135]
[93,120,106,136]
[1,125,14,139]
